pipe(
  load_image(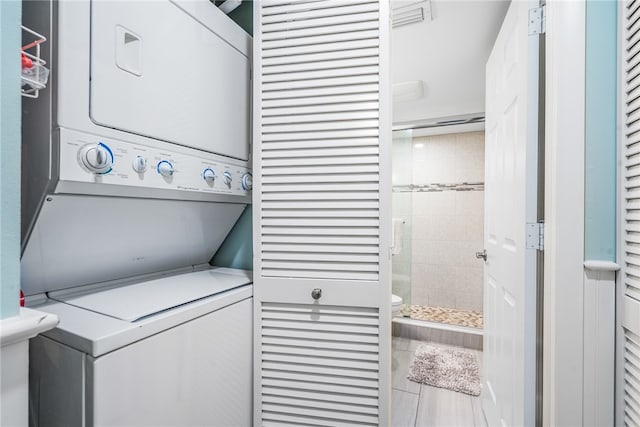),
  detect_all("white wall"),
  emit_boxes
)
[391,1,509,125]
